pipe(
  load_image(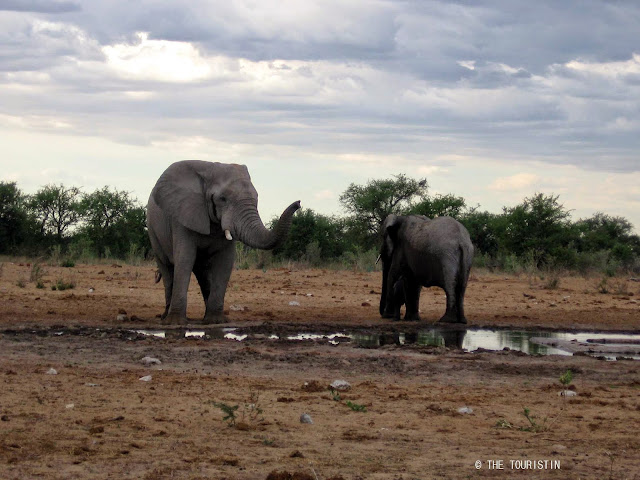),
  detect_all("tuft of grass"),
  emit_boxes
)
[61,259,75,268]
[345,400,367,412]
[559,369,573,387]
[16,278,27,288]
[519,407,549,433]
[51,278,75,291]
[212,401,239,427]
[596,277,609,294]
[211,389,264,428]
